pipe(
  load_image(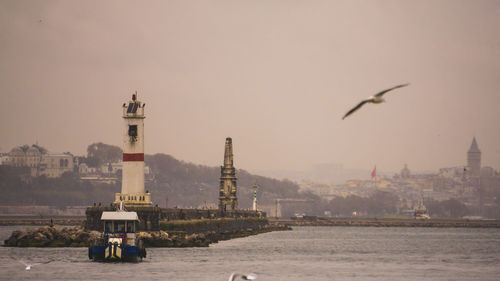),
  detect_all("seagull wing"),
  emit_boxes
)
[229,273,257,281]
[243,273,257,280]
[26,260,52,267]
[374,83,409,98]
[342,99,370,120]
